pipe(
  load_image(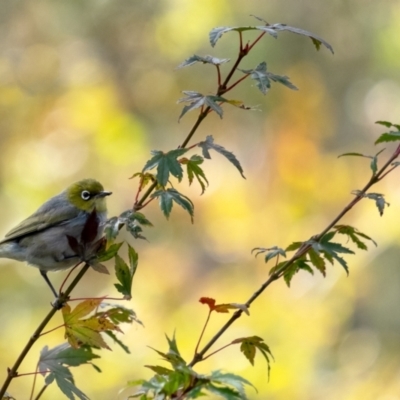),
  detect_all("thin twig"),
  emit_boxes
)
[58,262,82,294]
[33,384,47,400]
[194,310,211,356]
